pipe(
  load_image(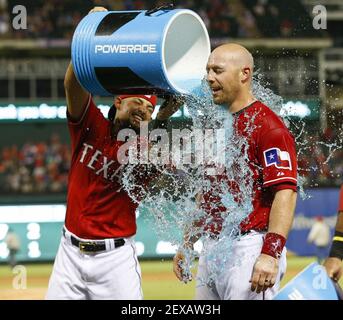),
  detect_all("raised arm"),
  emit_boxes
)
[64,62,89,121]
[65,7,108,121]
